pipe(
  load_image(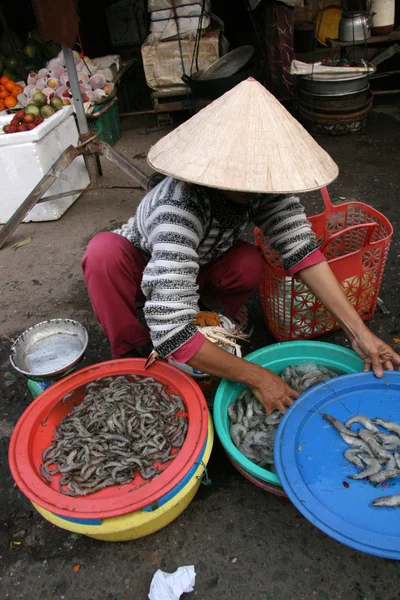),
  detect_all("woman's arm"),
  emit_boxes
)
[299,261,400,375]
[254,195,400,375]
[187,339,299,414]
[252,194,323,272]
